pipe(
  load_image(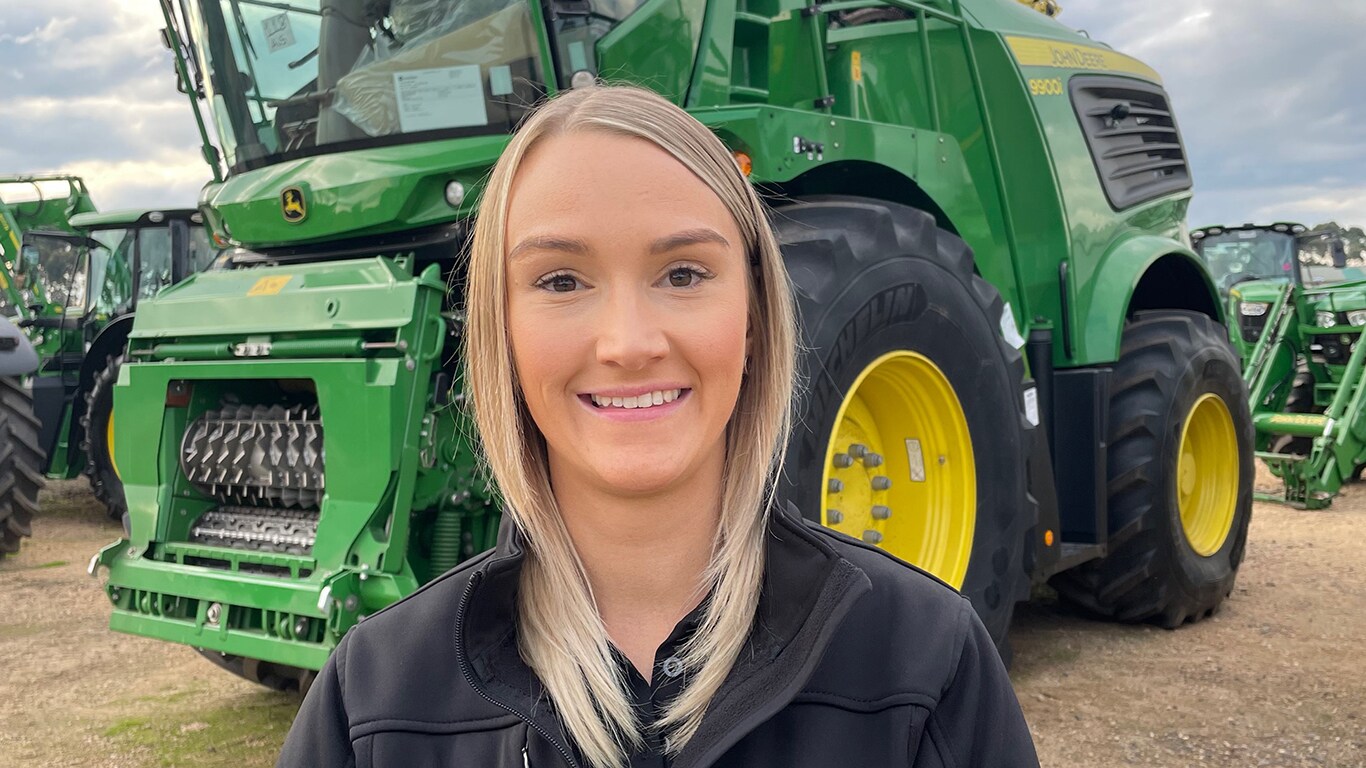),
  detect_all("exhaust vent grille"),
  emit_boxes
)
[1071,76,1192,210]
